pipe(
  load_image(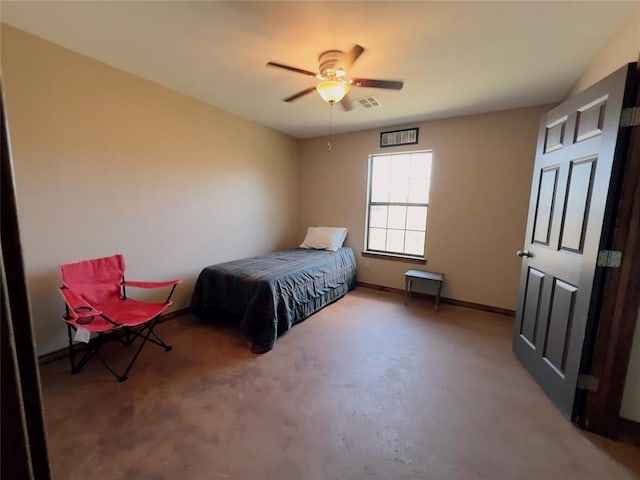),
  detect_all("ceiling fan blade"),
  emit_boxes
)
[266,62,317,78]
[341,44,364,70]
[283,86,317,102]
[340,94,353,112]
[351,78,404,90]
